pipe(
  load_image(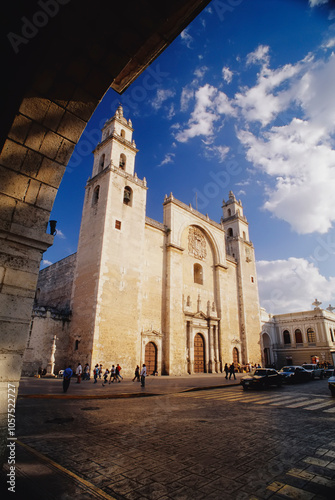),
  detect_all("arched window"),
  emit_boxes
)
[99,154,105,172]
[227,228,233,237]
[74,340,79,351]
[92,186,100,206]
[194,263,203,285]
[295,329,303,344]
[123,186,132,206]
[307,328,316,343]
[227,208,231,216]
[243,231,246,240]
[119,154,126,169]
[283,330,291,344]
[330,328,334,343]
[120,129,125,138]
